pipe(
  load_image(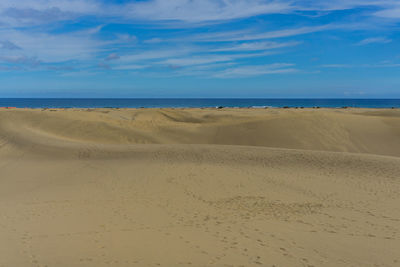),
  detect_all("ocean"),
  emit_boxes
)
[0,98,400,109]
